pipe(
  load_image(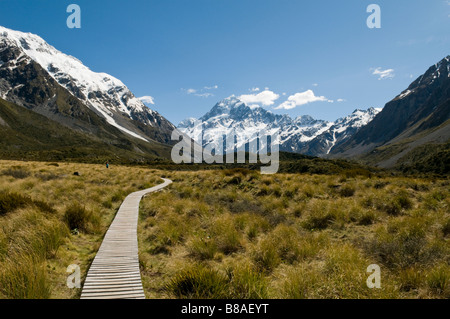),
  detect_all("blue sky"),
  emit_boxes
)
[0,0,449,124]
